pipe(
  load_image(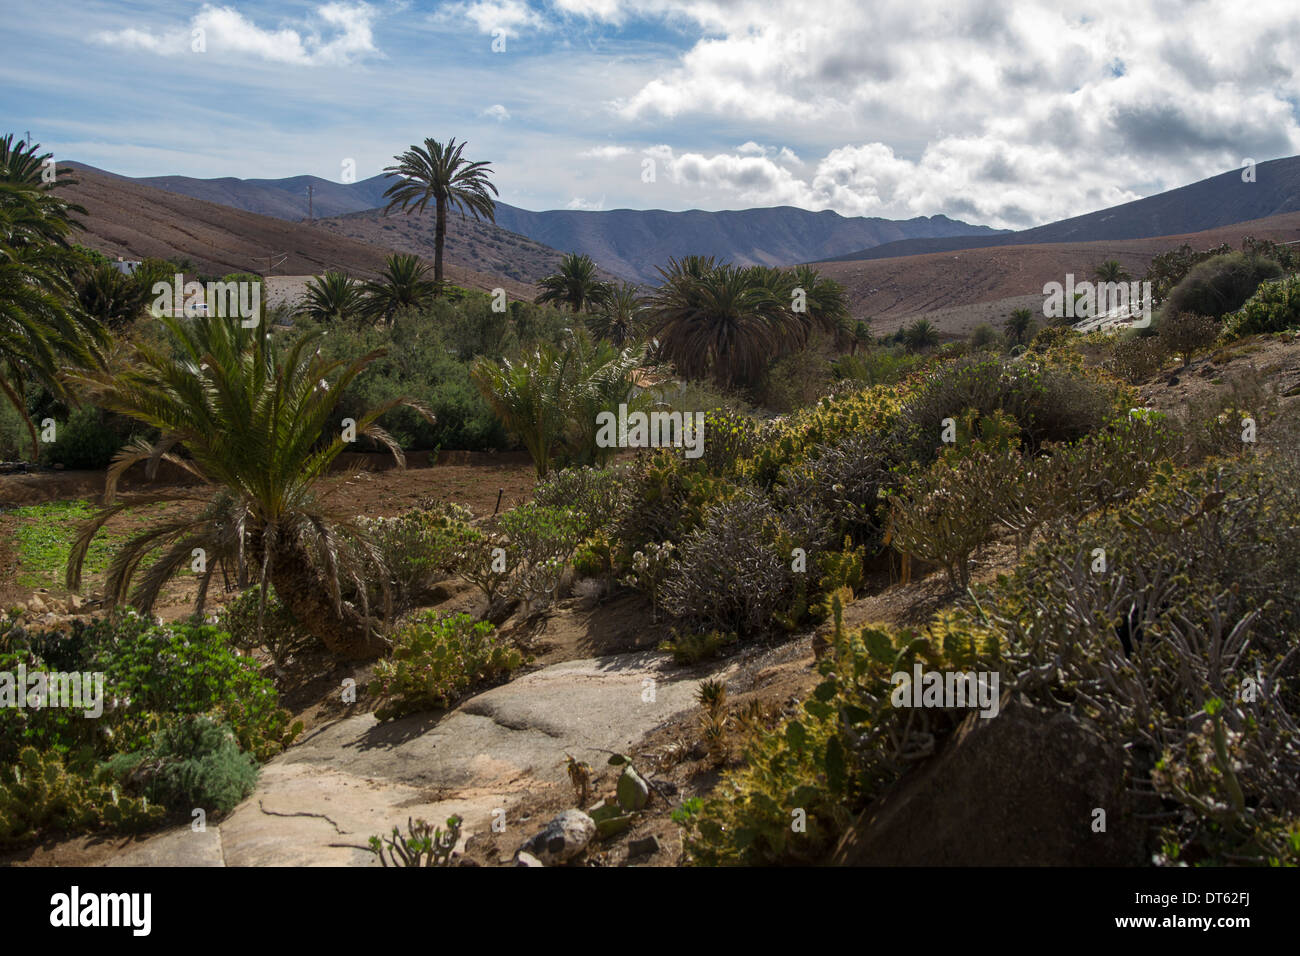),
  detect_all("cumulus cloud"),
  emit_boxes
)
[482,103,512,121]
[442,0,546,37]
[598,0,1300,225]
[94,2,379,65]
[566,195,606,209]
